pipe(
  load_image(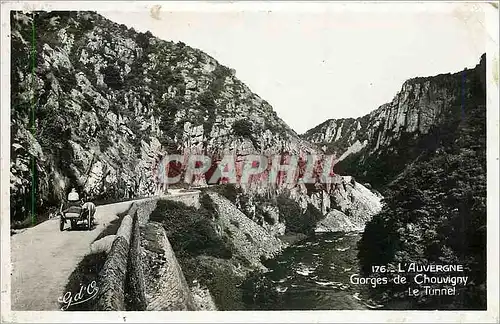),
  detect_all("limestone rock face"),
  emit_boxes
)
[10,11,313,220]
[313,176,382,232]
[330,176,383,224]
[302,54,486,188]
